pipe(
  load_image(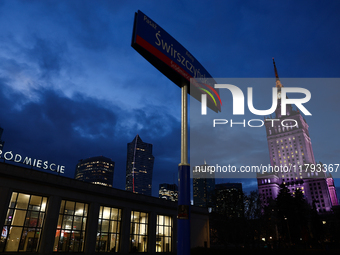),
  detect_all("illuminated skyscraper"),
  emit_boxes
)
[75,156,115,187]
[257,59,338,213]
[125,135,154,196]
[193,161,215,208]
[213,183,244,218]
[159,183,178,201]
